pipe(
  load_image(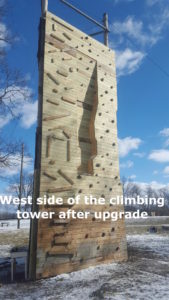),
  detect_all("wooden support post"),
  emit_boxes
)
[11,258,14,282]
[25,256,28,280]
[103,13,109,47]
[17,143,24,230]
[41,0,48,17]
